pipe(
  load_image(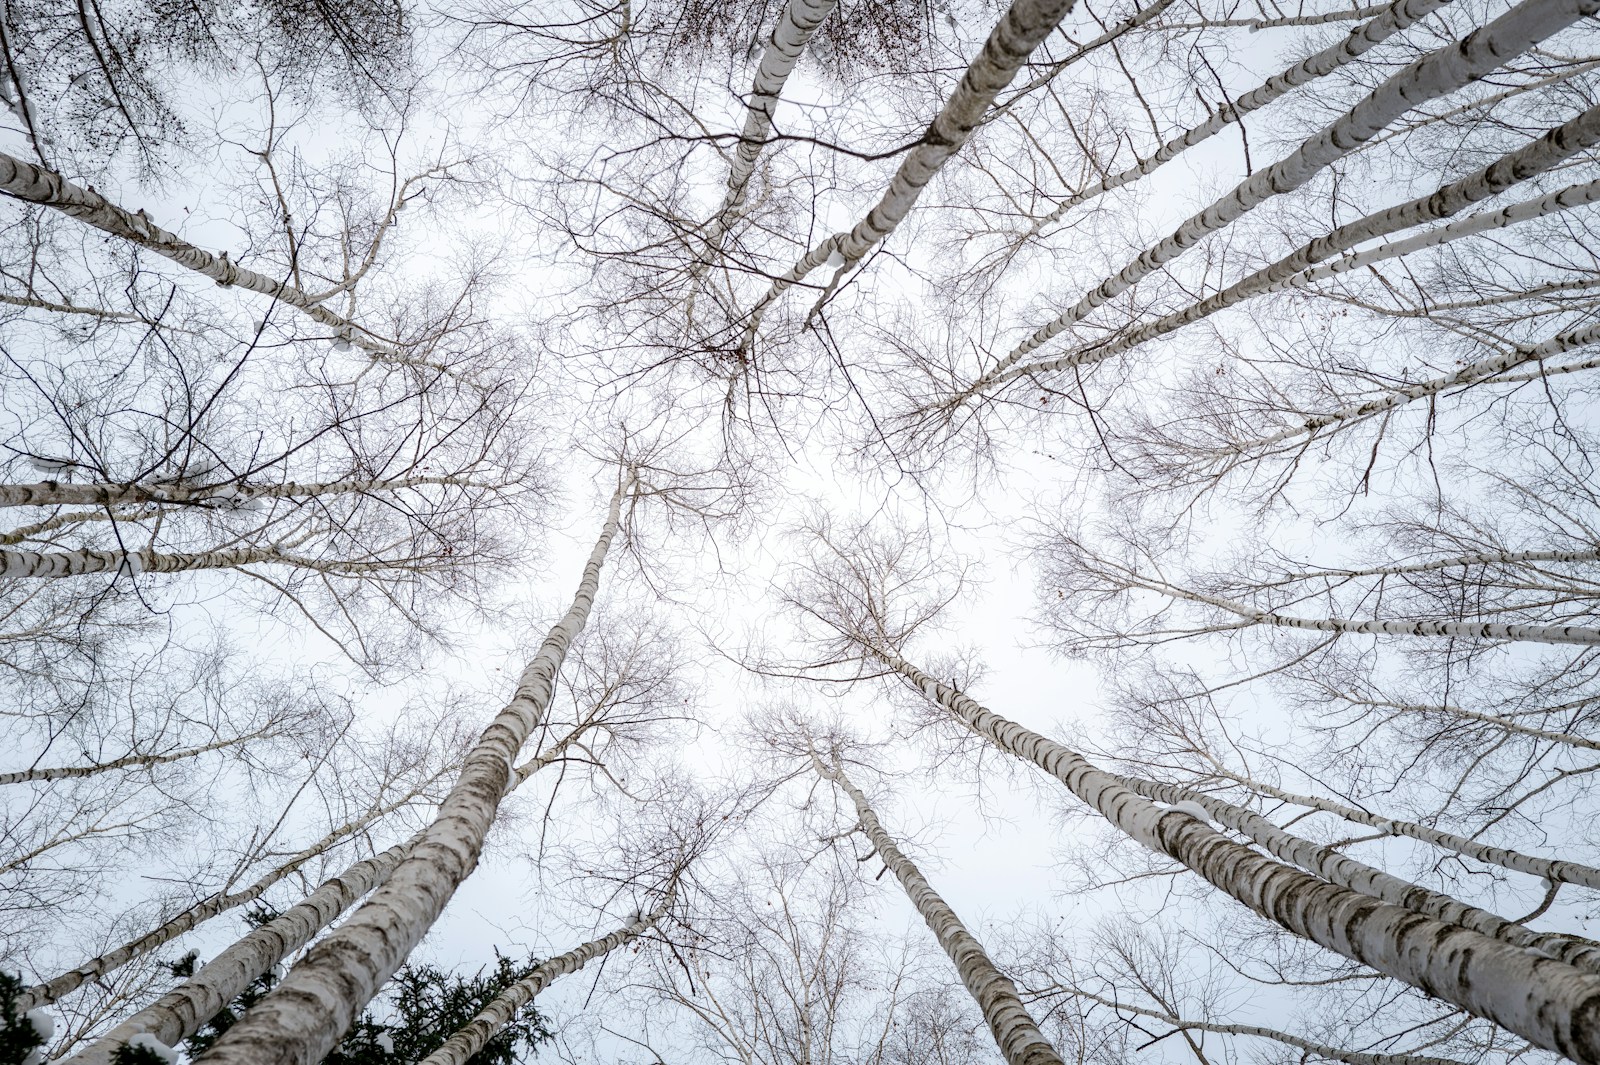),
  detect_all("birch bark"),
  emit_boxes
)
[978,104,1600,386]
[870,646,1600,1061]
[991,0,1182,118]
[0,543,406,580]
[1205,316,1600,462]
[1288,177,1600,287]
[0,152,395,358]
[0,727,276,785]
[0,507,163,547]
[813,752,1065,1065]
[1107,774,1600,974]
[1021,0,1456,238]
[0,474,490,510]
[958,0,1600,393]
[683,0,838,330]
[58,833,425,1065]
[1203,767,1600,889]
[1336,696,1600,753]
[1166,584,1600,646]
[18,787,431,1011]
[709,0,838,239]
[1277,546,1600,580]
[192,479,631,1065]
[1079,560,1600,647]
[737,0,1077,350]
[415,897,672,1065]
[63,713,605,1065]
